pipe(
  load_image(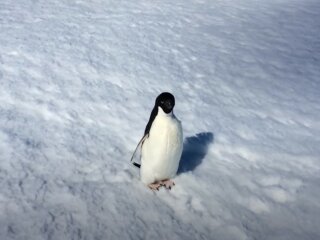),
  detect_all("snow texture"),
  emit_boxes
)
[1,0,320,239]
